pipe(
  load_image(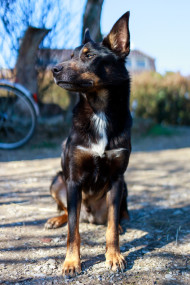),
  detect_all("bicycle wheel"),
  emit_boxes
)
[0,84,37,149]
